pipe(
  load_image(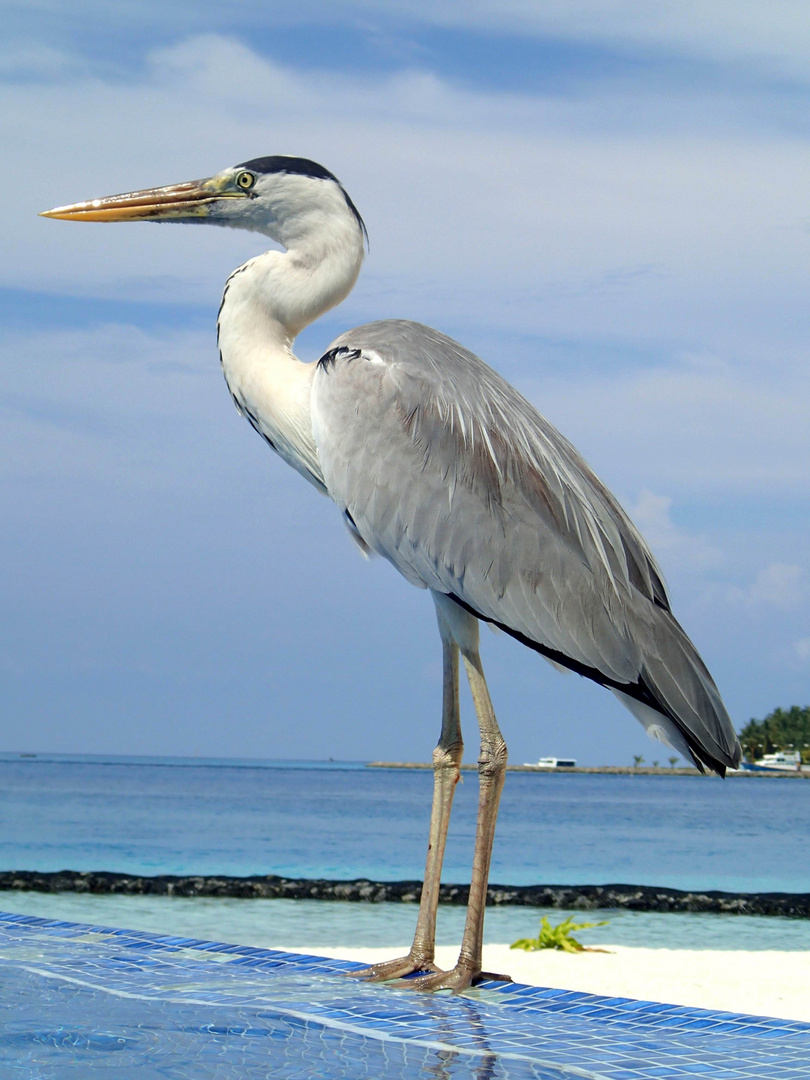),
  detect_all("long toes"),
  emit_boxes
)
[398,966,478,994]
[362,962,437,983]
[347,956,440,982]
